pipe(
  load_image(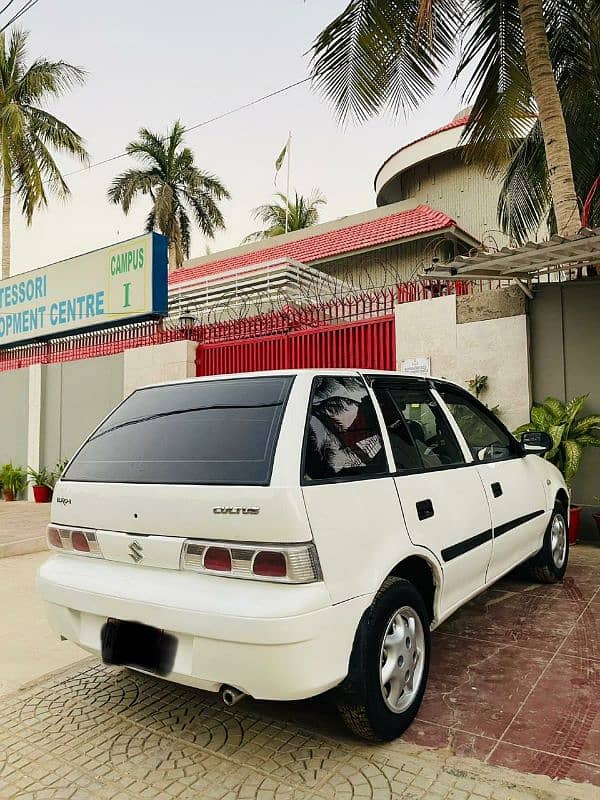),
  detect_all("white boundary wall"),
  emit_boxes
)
[0,340,198,492]
[394,294,531,431]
